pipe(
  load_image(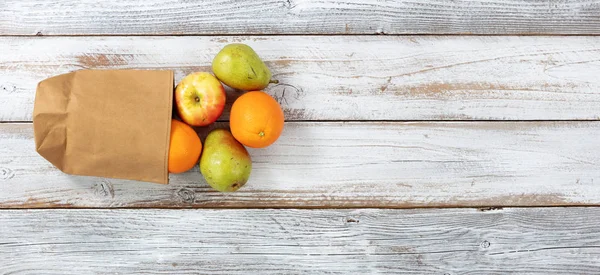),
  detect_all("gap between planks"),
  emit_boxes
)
[1,205,598,211]
[5,34,600,37]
